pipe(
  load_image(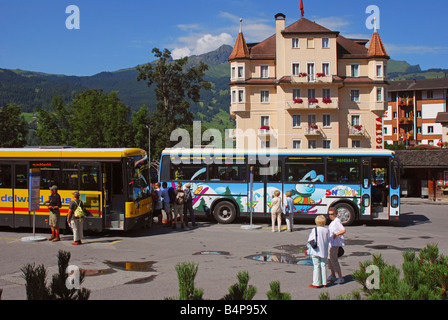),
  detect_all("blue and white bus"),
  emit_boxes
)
[159,148,400,225]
